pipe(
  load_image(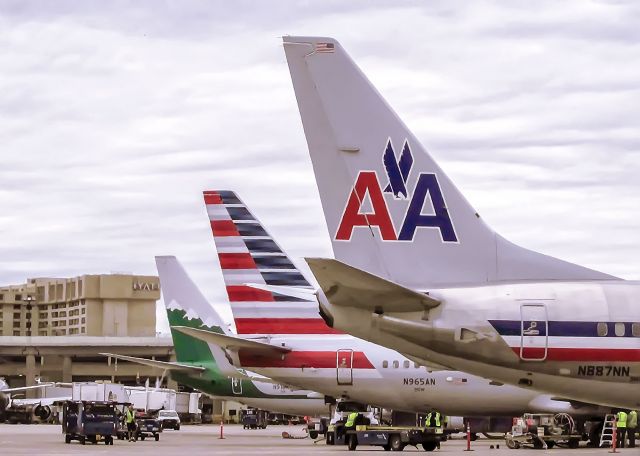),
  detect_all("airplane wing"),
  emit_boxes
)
[100,353,292,387]
[172,326,291,355]
[11,396,70,407]
[306,258,440,312]
[1,383,55,394]
[100,353,206,373]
